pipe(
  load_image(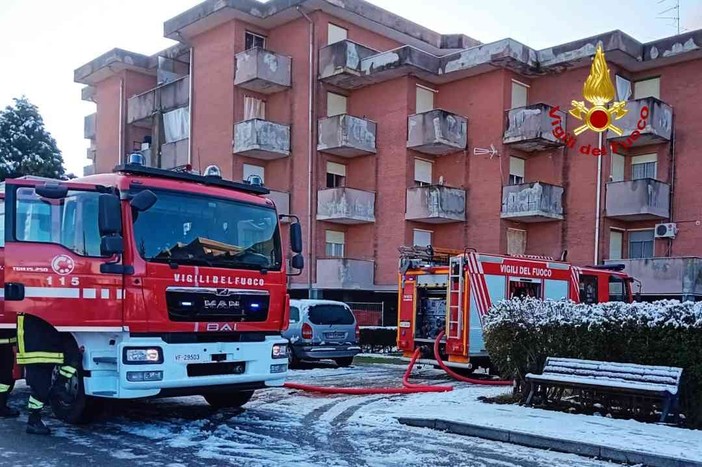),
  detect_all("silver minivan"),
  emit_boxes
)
[284,299,361,367]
